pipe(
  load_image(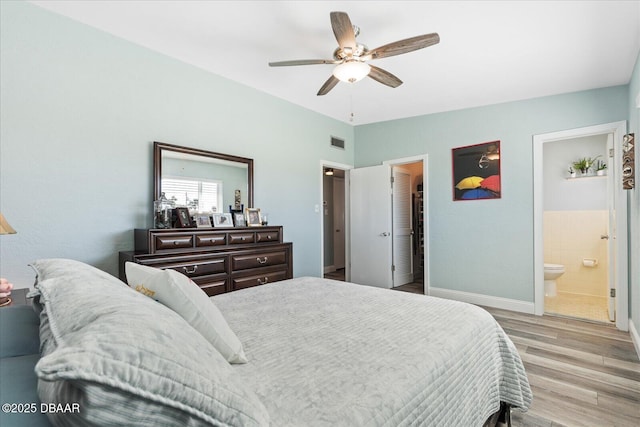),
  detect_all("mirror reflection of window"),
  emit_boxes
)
[161,177,223,213]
